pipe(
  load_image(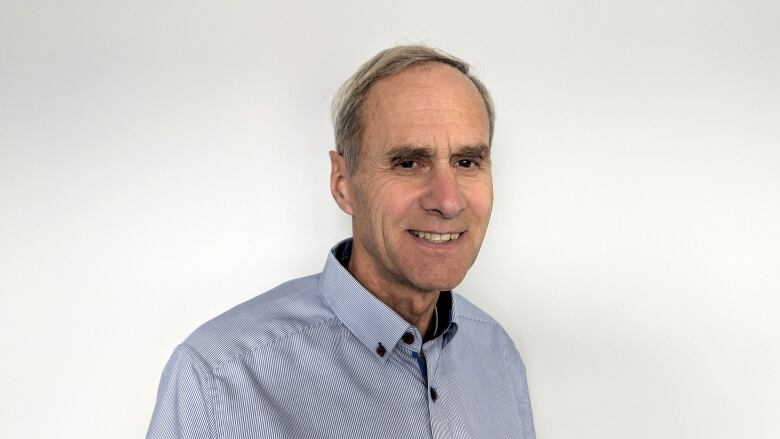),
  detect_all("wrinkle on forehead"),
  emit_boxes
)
[364,66,488,122]
[360,65,490,158]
